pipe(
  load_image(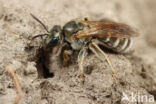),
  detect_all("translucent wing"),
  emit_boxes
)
[73,20,139,39]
